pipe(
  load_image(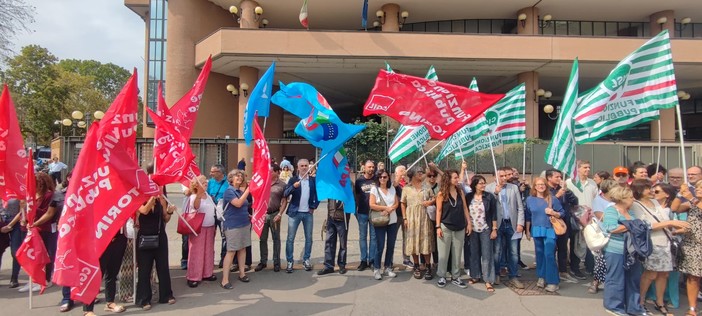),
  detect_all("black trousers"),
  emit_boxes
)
[136,233,173,307]
[324,216,349,269]
[83,234,127,311]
